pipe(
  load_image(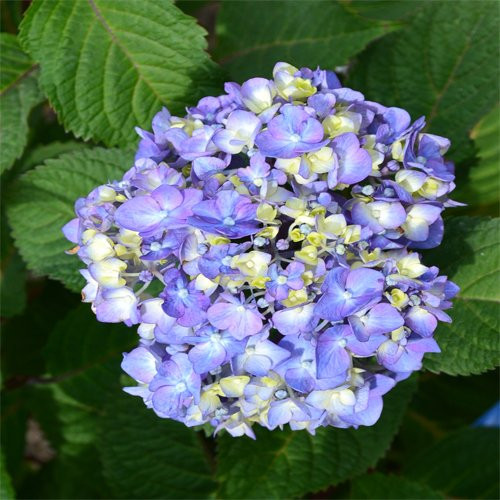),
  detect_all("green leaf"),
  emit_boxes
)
[347,1,499,163]
[21,304,136,499]
[36,304,133,497]
[6,147,133,292]
[405,428,500,499]
[214,0,397,82]
[35,387,113,499]
[14,140,90,178]
[408,371,499,434]
[0,451,15,500]
[423,217,499,375]
[19,0,221,147]
[44,303,136,406]
[454,106,500,213]
[1,280,79,380]
[42,304,215,499]
[216,376,417,499]
[0,33,44,174]
[341,0,425,21]
[350,472,444,499]
[98,394,217,499]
